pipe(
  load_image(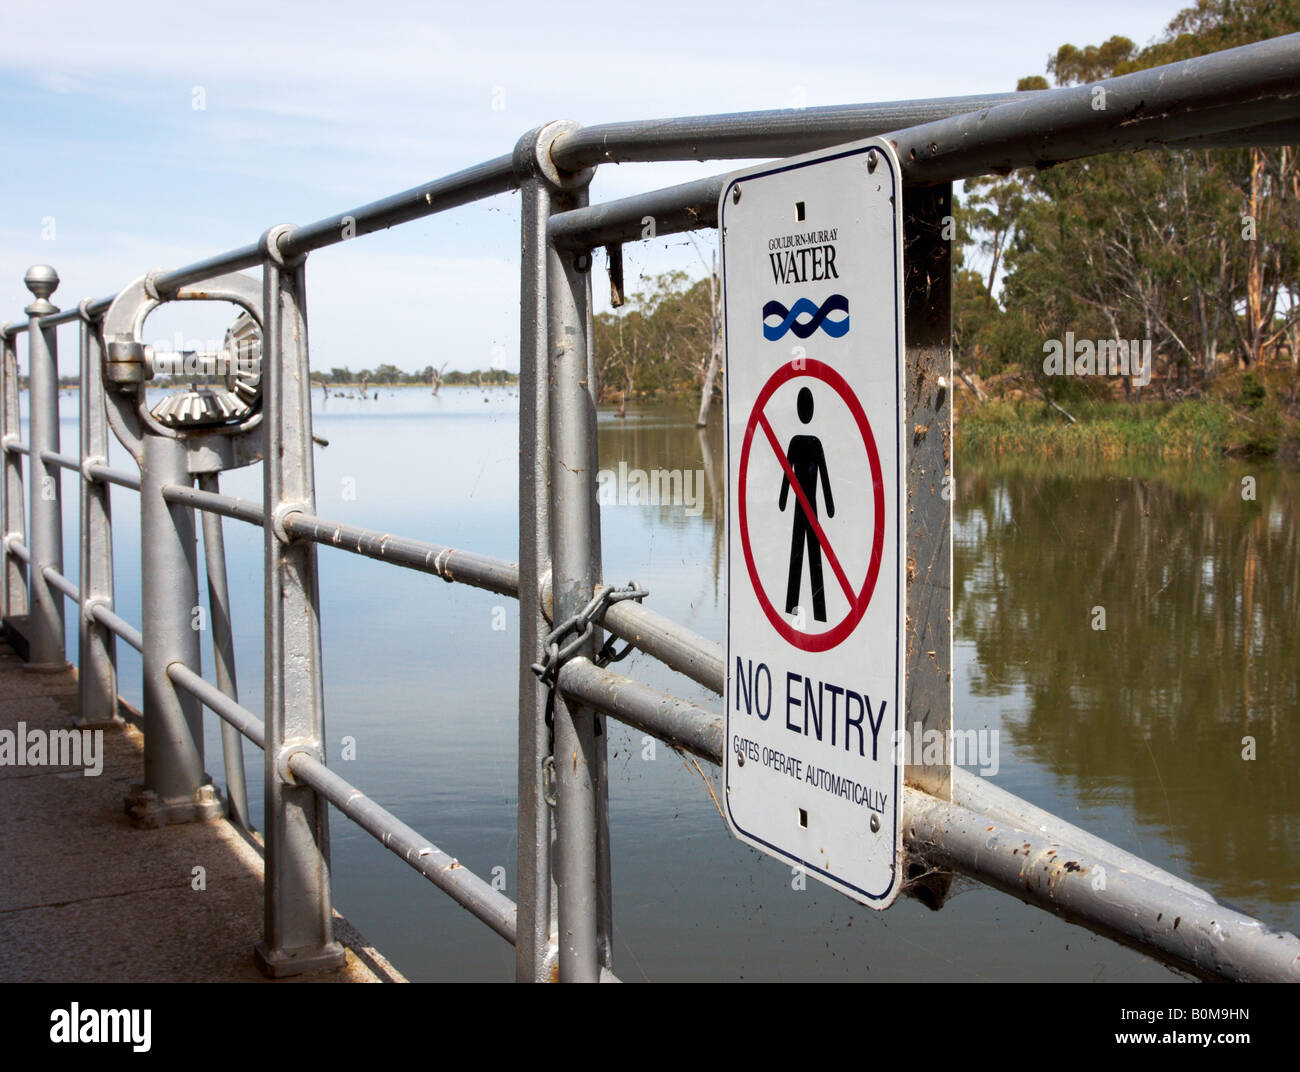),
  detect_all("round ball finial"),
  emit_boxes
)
[24,264,60,316]
[24,264,59,299]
